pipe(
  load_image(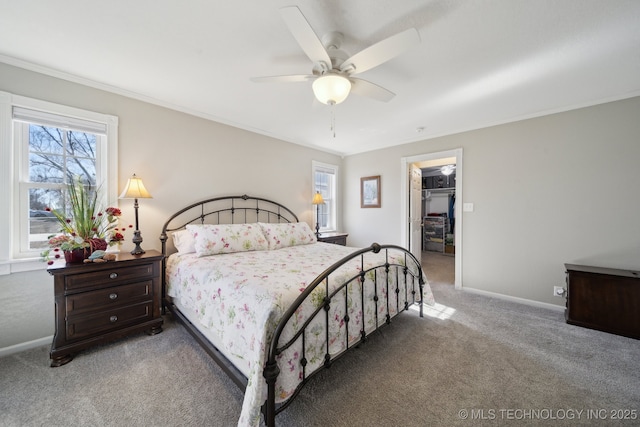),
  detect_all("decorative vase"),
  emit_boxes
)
[62,239,108,263]
[64,248,91,263]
